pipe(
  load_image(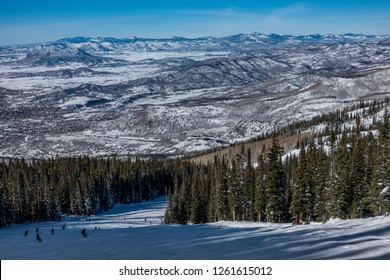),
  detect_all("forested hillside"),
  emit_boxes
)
[0,100,389,227]
[165,99,390,224]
